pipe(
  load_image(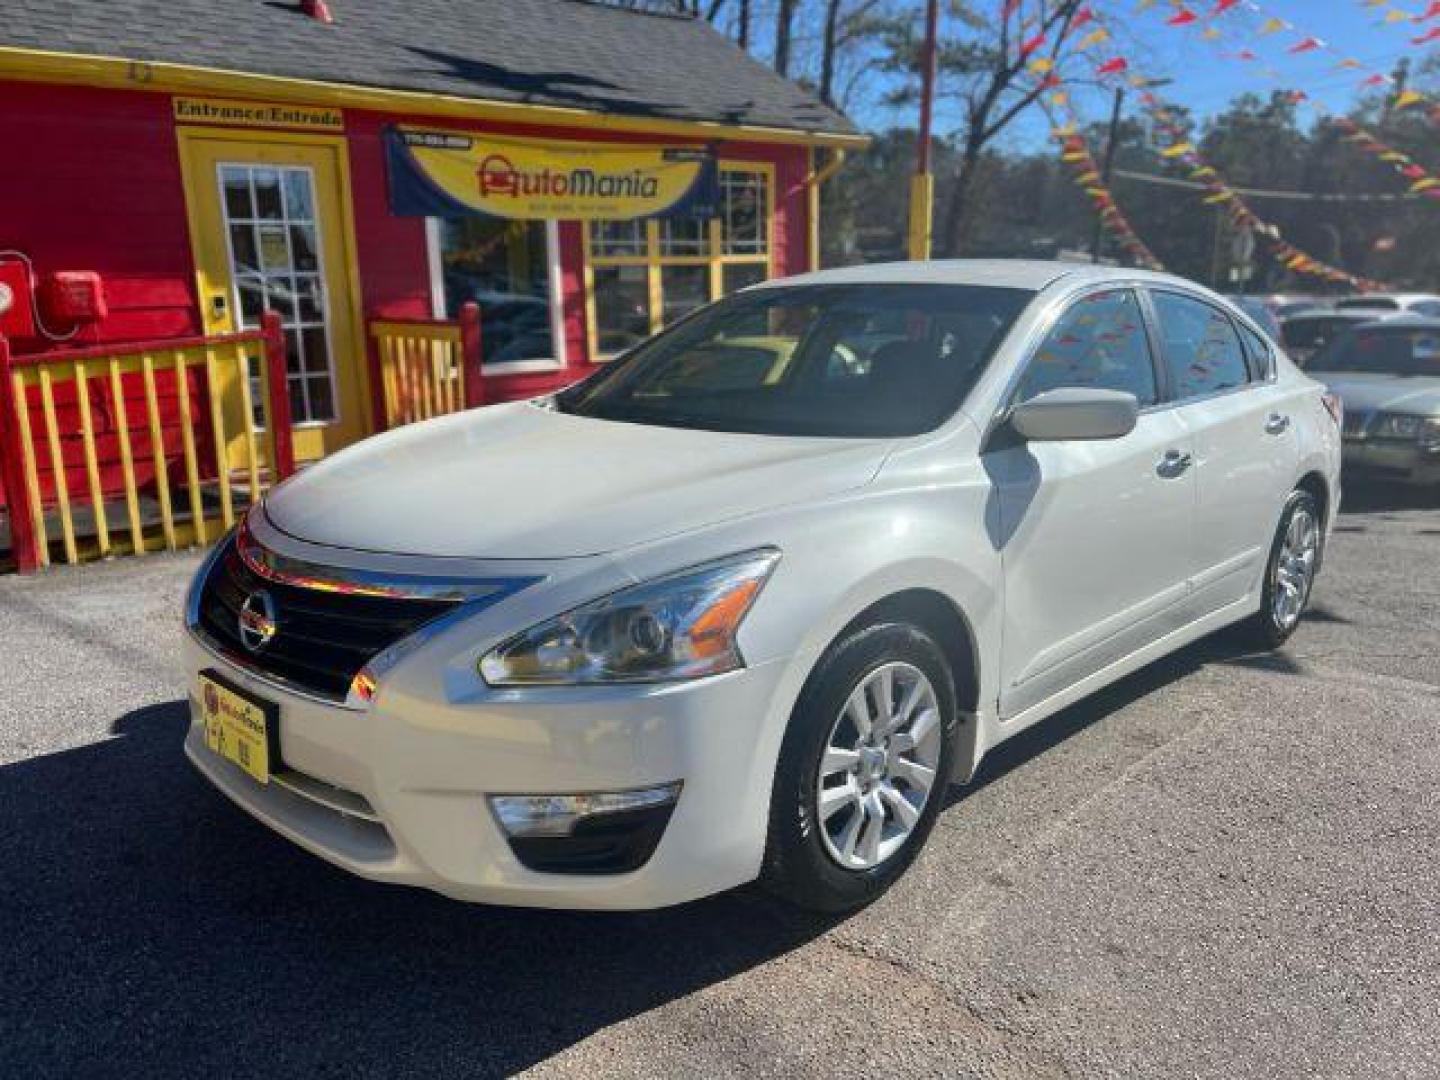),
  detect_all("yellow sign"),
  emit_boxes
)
[174,96,344,132]
[387,127,716,221]
[200,673,273,784]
